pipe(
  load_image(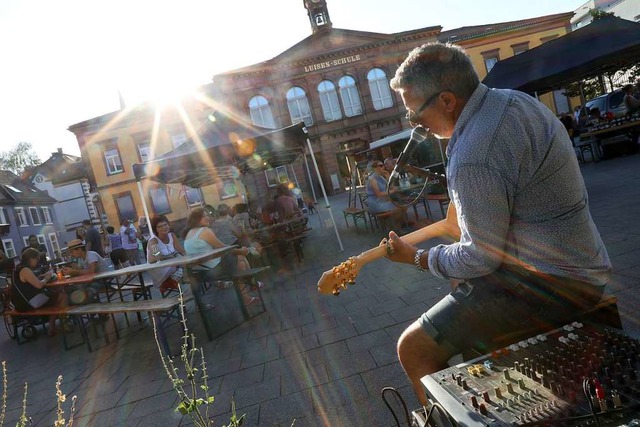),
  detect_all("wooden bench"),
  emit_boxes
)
[462,294,621,361]
[4,296,192,356]
[3,307,70,345]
